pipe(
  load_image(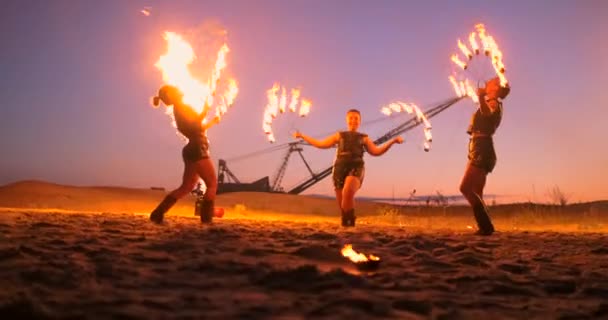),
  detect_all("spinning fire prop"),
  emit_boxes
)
[154,31,238,133]
[341,244,381,271]
[262,83,312,143]
[380,101,433,151]
[449,23,508,103]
